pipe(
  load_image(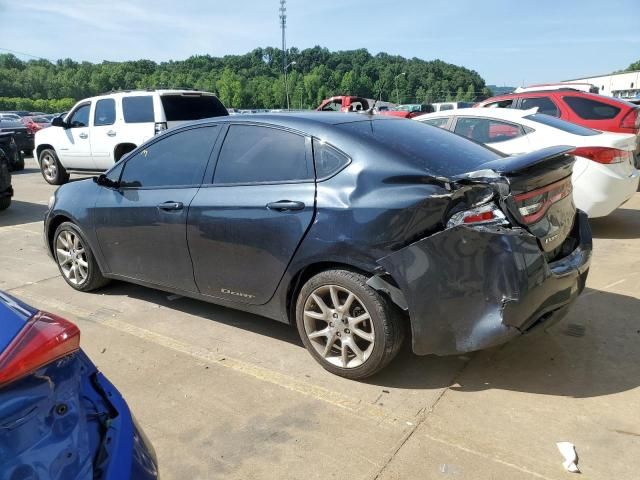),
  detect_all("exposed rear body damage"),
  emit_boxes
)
[378,211,591,355]
[376,145,592,355]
